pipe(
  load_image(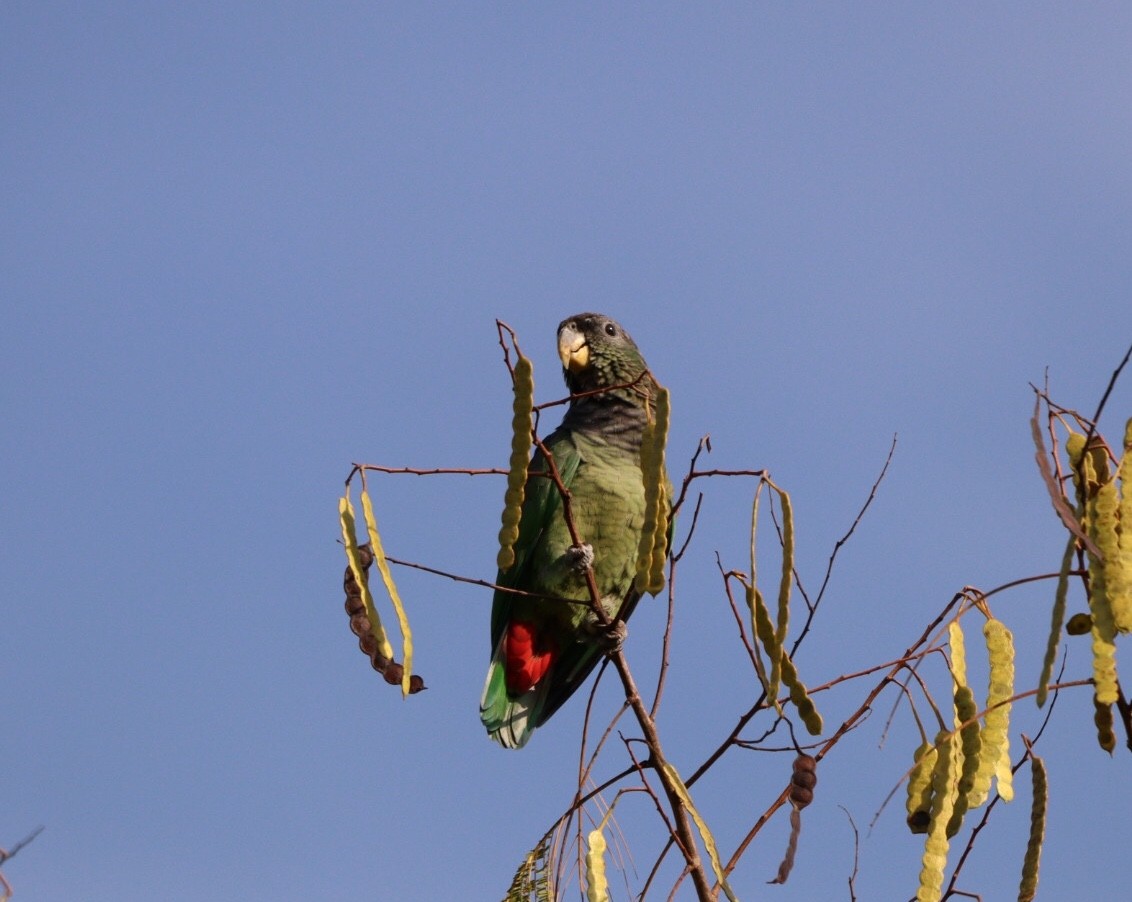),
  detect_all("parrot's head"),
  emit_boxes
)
[557,312,651,397]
